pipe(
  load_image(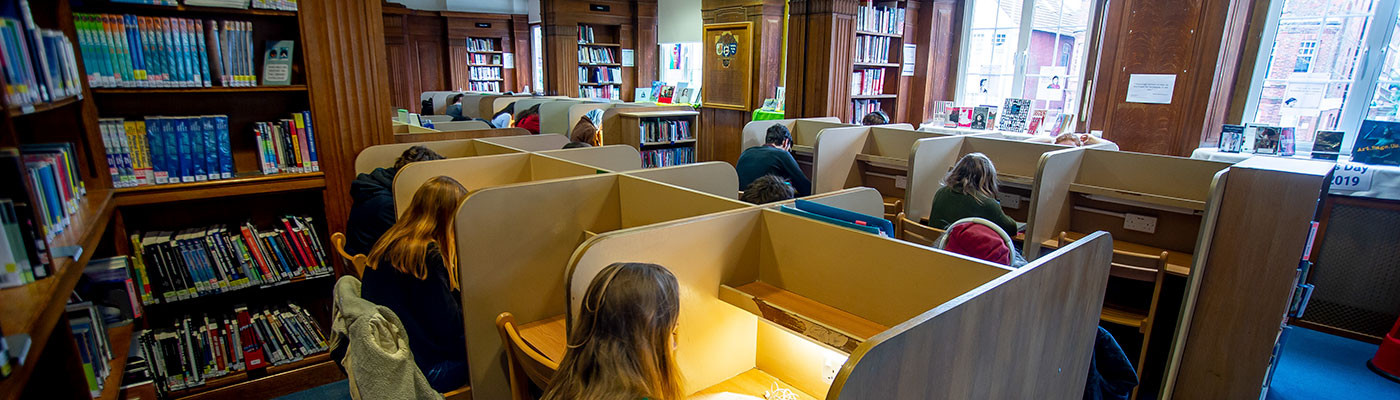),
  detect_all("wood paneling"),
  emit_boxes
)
[701,0,786,164]
[382,3,532,110]
[540,0,658,99]
[907,0,960,123]
[785,0,860,121]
